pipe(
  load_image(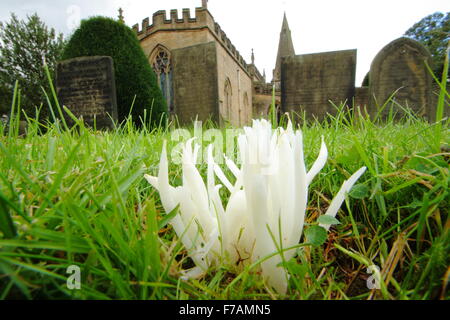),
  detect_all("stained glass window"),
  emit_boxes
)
[152,47,174,113]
